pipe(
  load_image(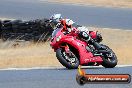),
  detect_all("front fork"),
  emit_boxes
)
[60,44,77,64]
[61,44,72,56]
